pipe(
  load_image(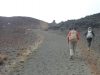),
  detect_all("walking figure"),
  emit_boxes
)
[67,27,80,59]
[85,27,95,51]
